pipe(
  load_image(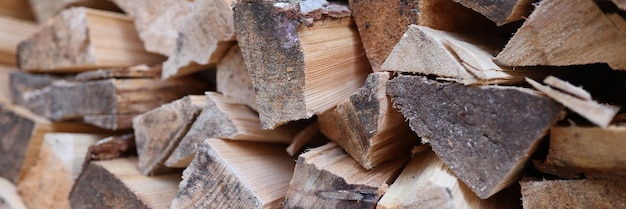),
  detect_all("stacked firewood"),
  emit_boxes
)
[1,0,625,208]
